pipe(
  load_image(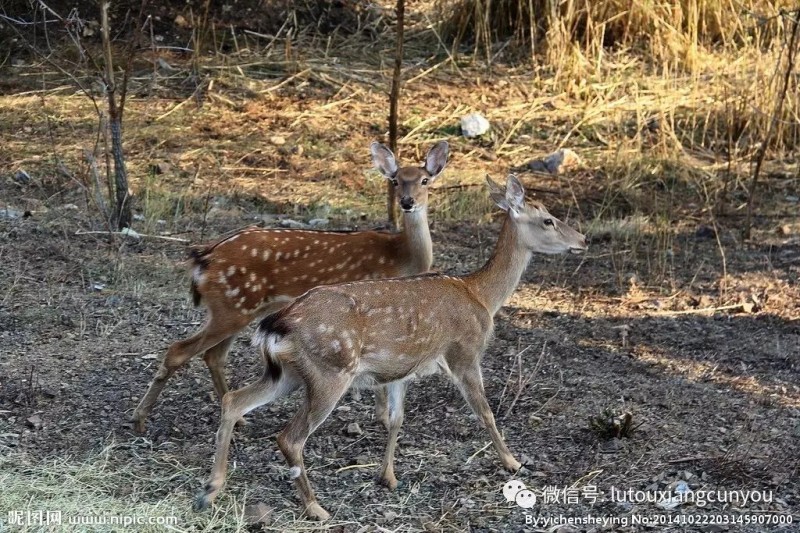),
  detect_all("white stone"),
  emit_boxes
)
[460,113,490,138]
